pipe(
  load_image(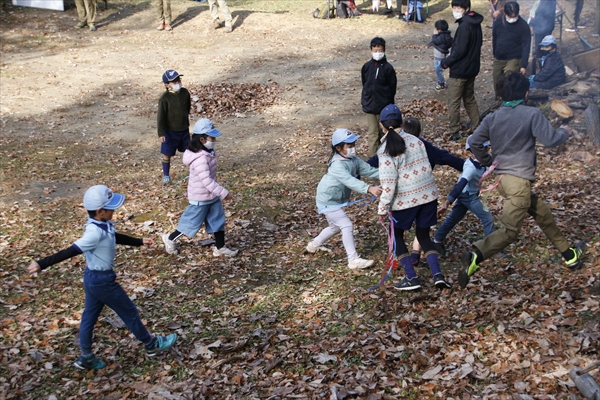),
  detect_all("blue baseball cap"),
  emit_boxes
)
[162,69,183,84]
[539,35,557,46]
[83,185,125,211]
[379,104,402,122]
[332,128,360,146]
[193,118,222,137]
